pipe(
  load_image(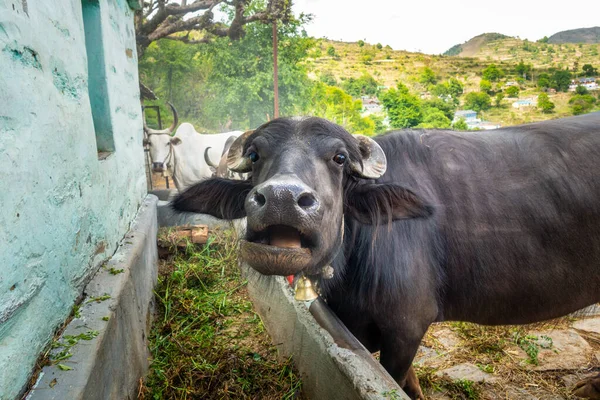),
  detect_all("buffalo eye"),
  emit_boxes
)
[332,153,346,165]
[249,151,260,163]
